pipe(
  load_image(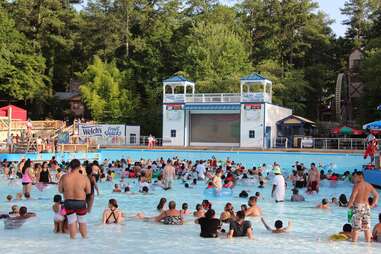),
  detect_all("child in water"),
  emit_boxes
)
[329,224,352,241]
[261,217,292,233]
[52,194,65,233]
